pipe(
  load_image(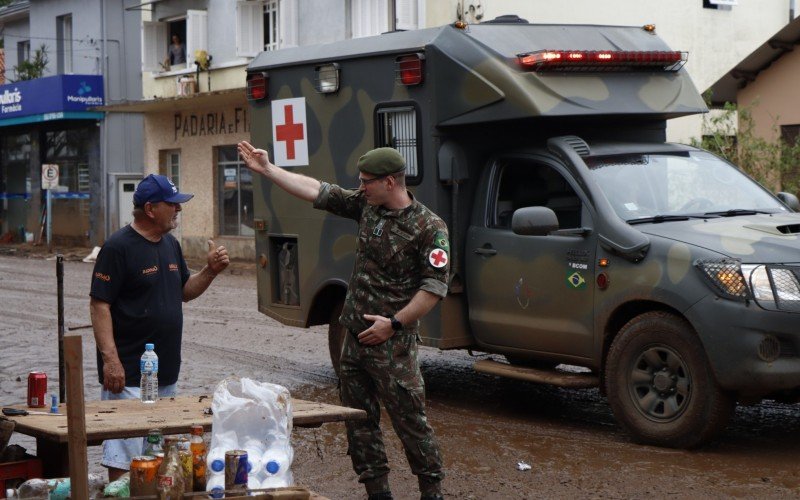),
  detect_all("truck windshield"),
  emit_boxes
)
[586,151,788,222]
